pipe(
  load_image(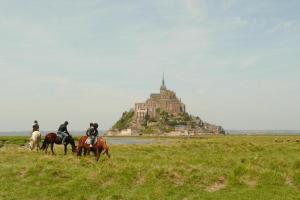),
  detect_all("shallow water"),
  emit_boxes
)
[105,137,162,145]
